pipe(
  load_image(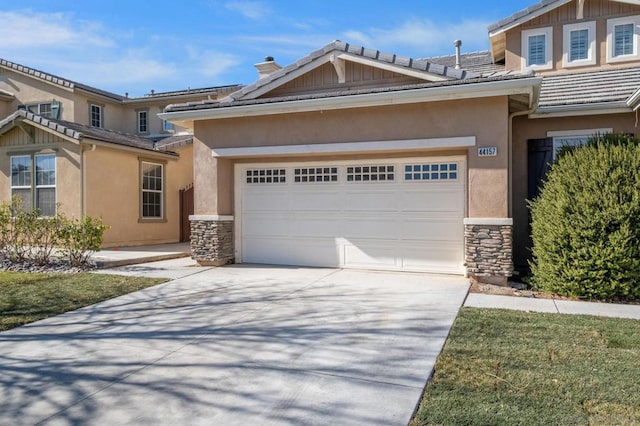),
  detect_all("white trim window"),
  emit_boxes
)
[137,110,149,133]
[547,128,613,160]
[522,27,554,71]
[563,21,596,67]
[163,119,174,132]
[10,154,56,216]
[141,161,164,219]
[607,16,640,63]
[90,104,103,128]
